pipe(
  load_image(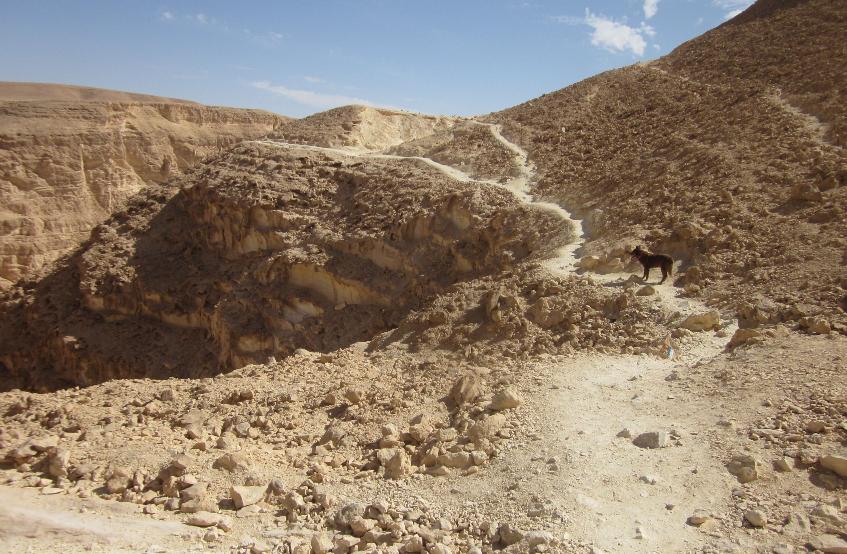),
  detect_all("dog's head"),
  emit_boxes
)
[630,245,643,258]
